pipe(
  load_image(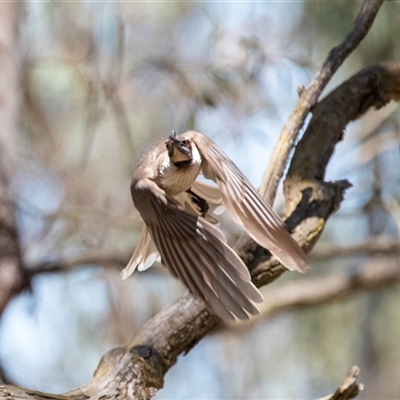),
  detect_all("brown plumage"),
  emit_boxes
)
[122,131,309,321]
